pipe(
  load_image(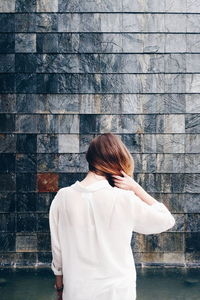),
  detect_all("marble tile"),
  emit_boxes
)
[58,134,79,153]
[15,33,36,53]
